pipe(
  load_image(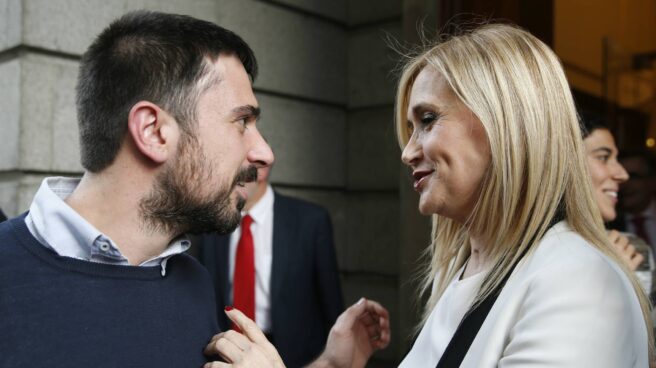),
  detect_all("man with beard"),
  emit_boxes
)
[0,11,270,367]
[0,10,389,368]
